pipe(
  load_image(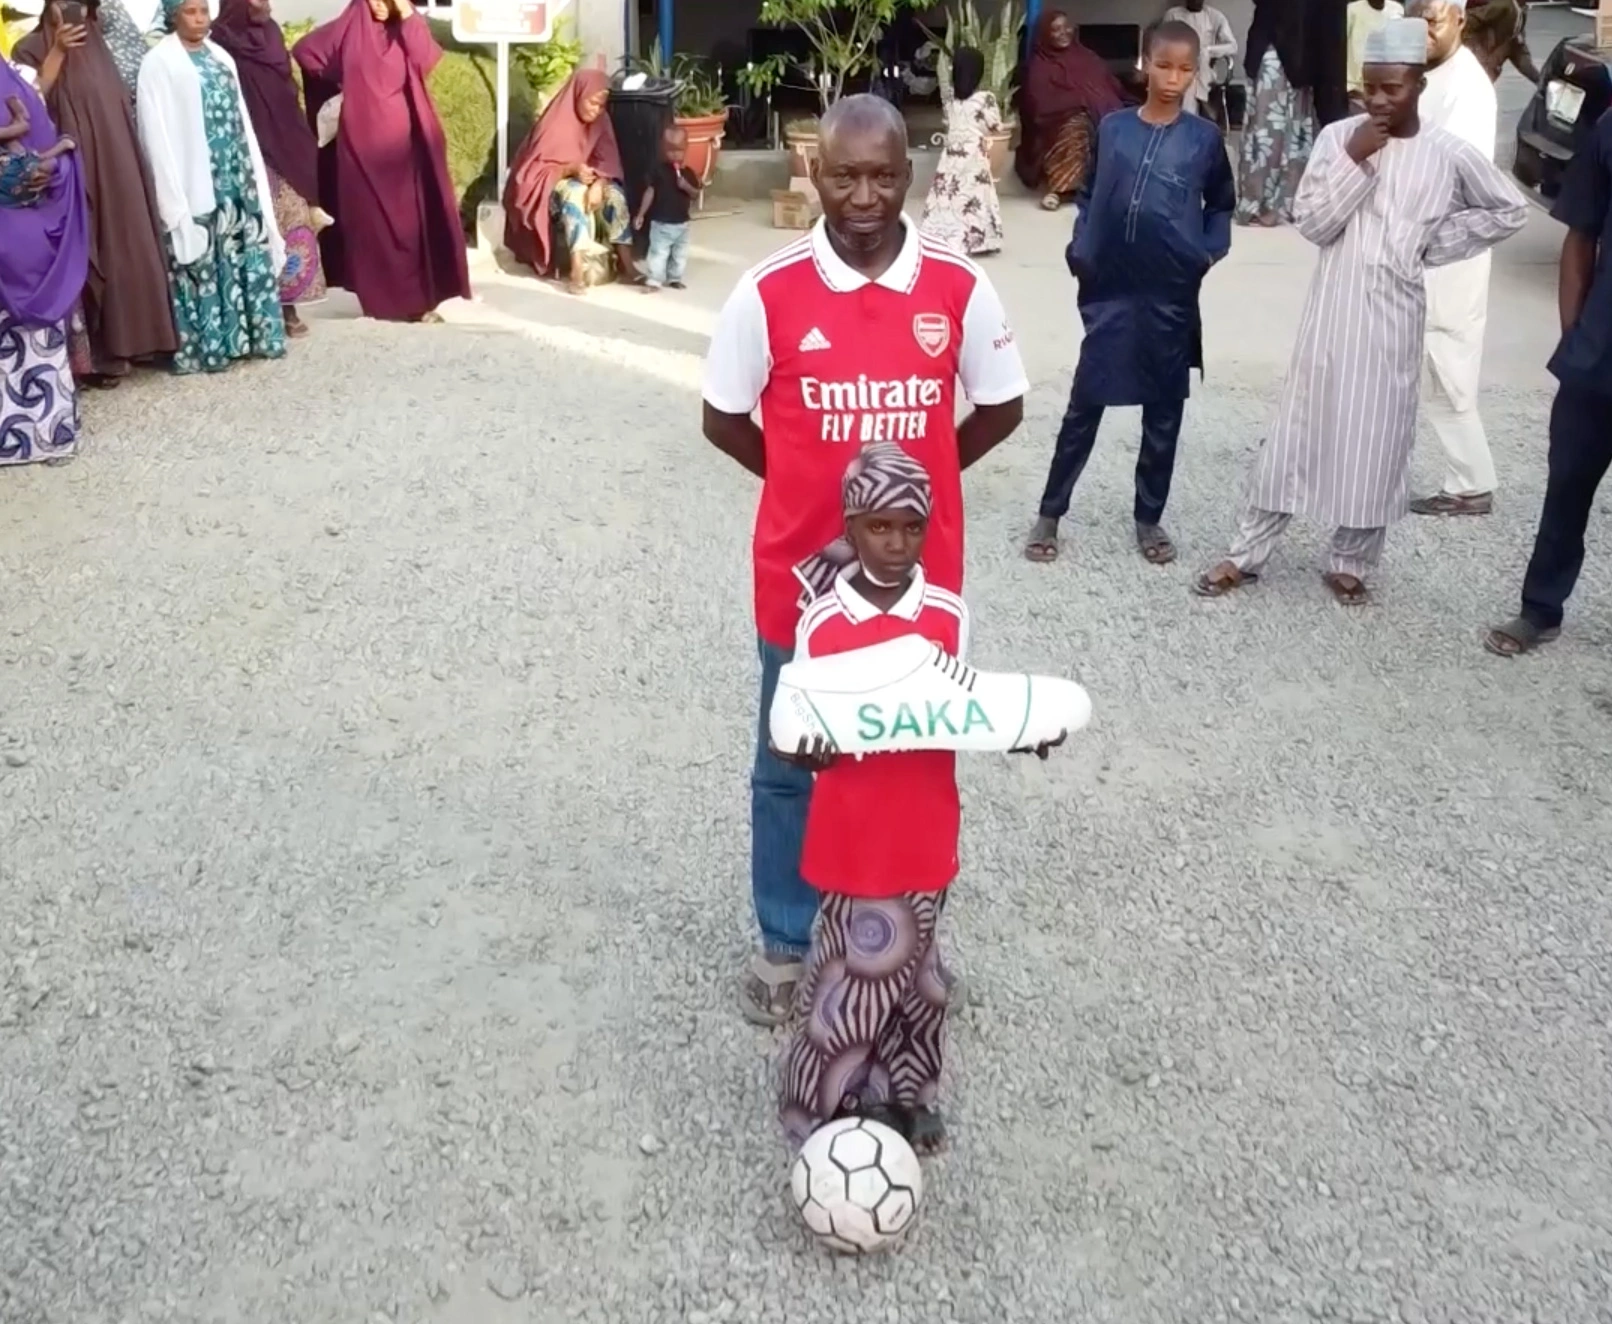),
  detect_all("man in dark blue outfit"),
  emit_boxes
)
[1484,107,1612,655]
[1025,20,1236,568]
